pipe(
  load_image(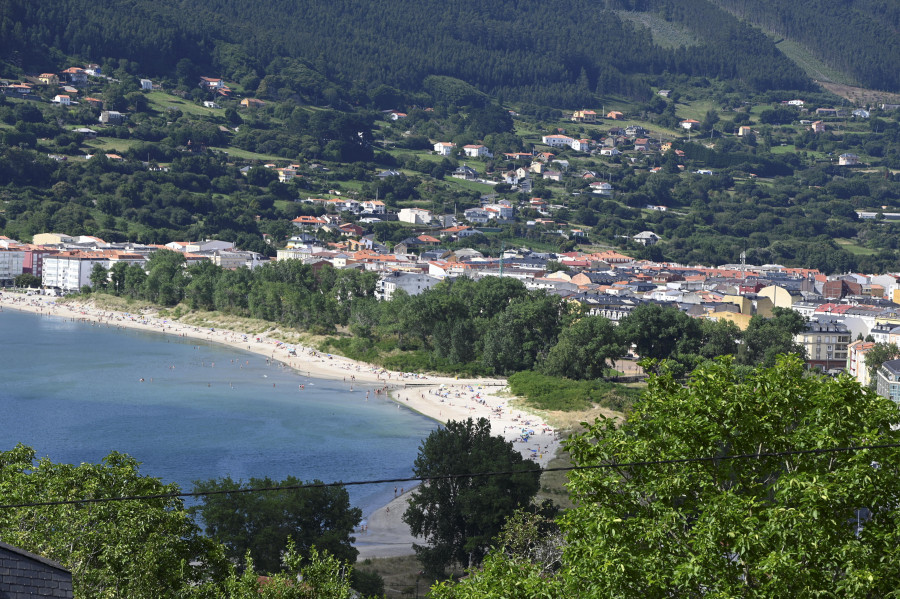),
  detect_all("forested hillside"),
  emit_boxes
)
[709,0,900,91]
[0,0,812,106]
